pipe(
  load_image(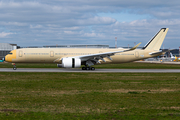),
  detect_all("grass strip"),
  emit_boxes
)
[0,72,180,119]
